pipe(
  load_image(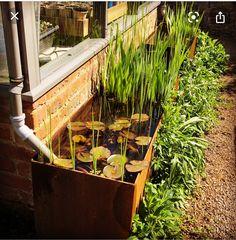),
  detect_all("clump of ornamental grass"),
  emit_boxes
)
[102,3,199,119]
